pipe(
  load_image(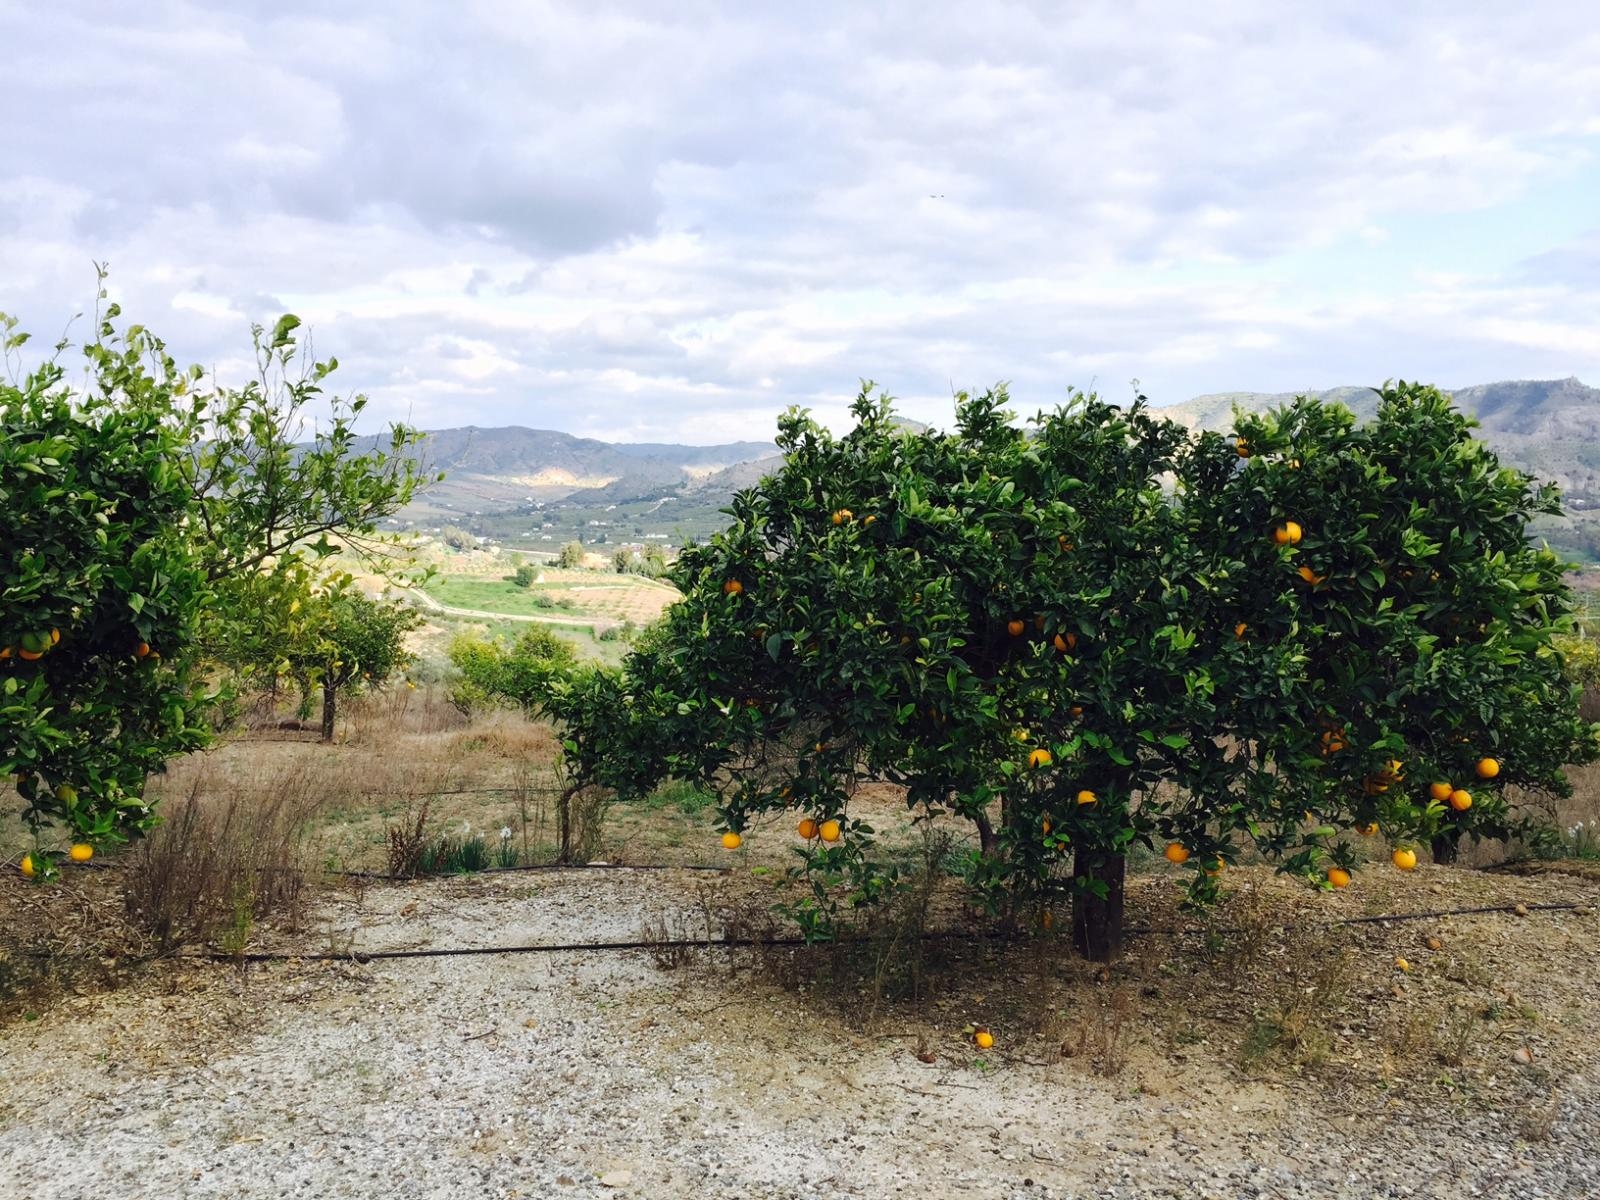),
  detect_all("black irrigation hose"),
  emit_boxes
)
[167,900,1591,966]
